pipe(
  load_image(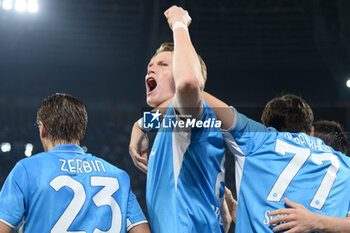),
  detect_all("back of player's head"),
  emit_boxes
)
[313,120,348,154]
[261,94,313,133]
[153,42,207,85]
[36,93,88,144]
